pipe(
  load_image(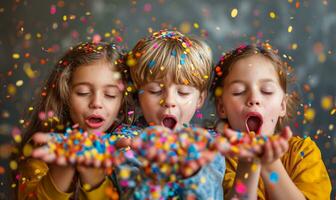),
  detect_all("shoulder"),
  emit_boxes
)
[287,136,322,158]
